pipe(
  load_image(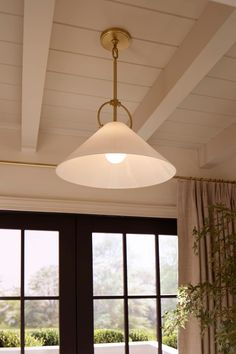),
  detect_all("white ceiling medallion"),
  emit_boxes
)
[56,28,176,189]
